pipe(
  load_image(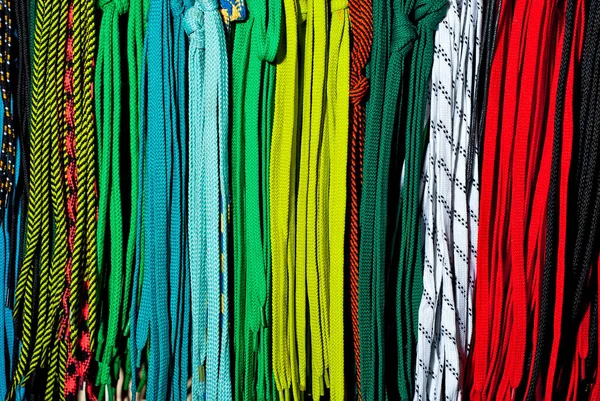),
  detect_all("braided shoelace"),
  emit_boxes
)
[0,0,16,216]
[526,0,584,398]
[414,0,482,398]
[326,0,350,398]
[296,0,328,395]
[394,1,446,398]
[94,0,128,397]
[185,0,232,398]
[270,0,301,397]
[126,0,146,395]
[347,0,372,392]
[470,0,569,398]
[231,0,280,396]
